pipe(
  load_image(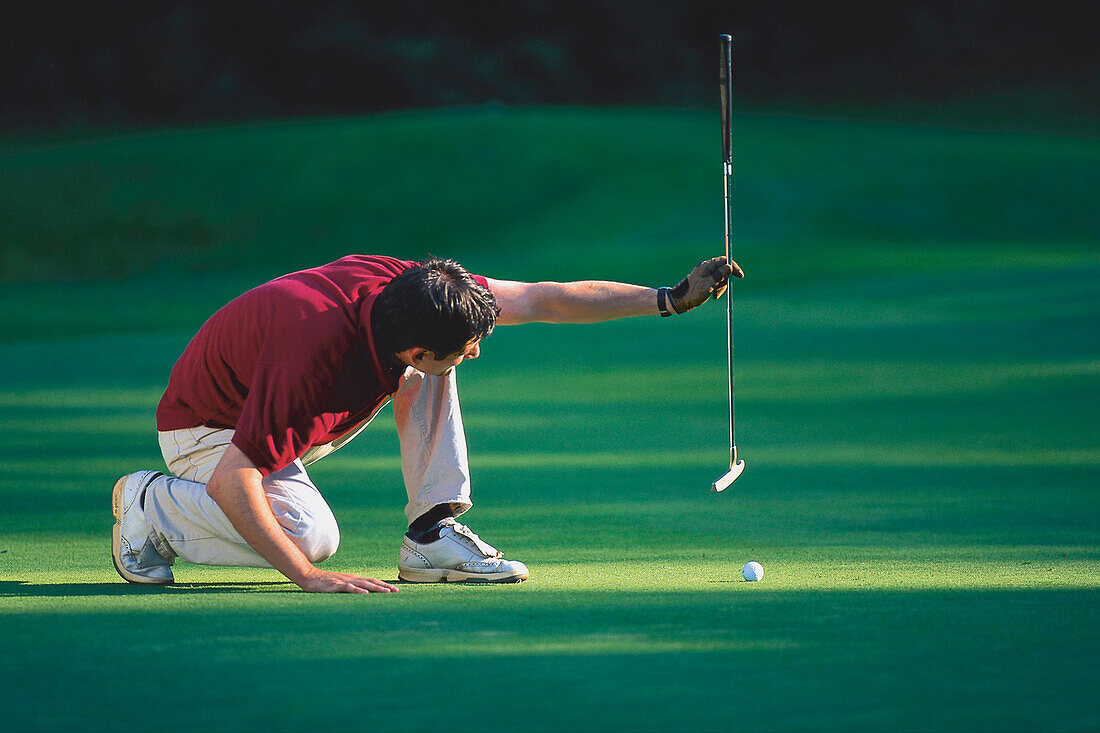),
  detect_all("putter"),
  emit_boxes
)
[712,33,745,493]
